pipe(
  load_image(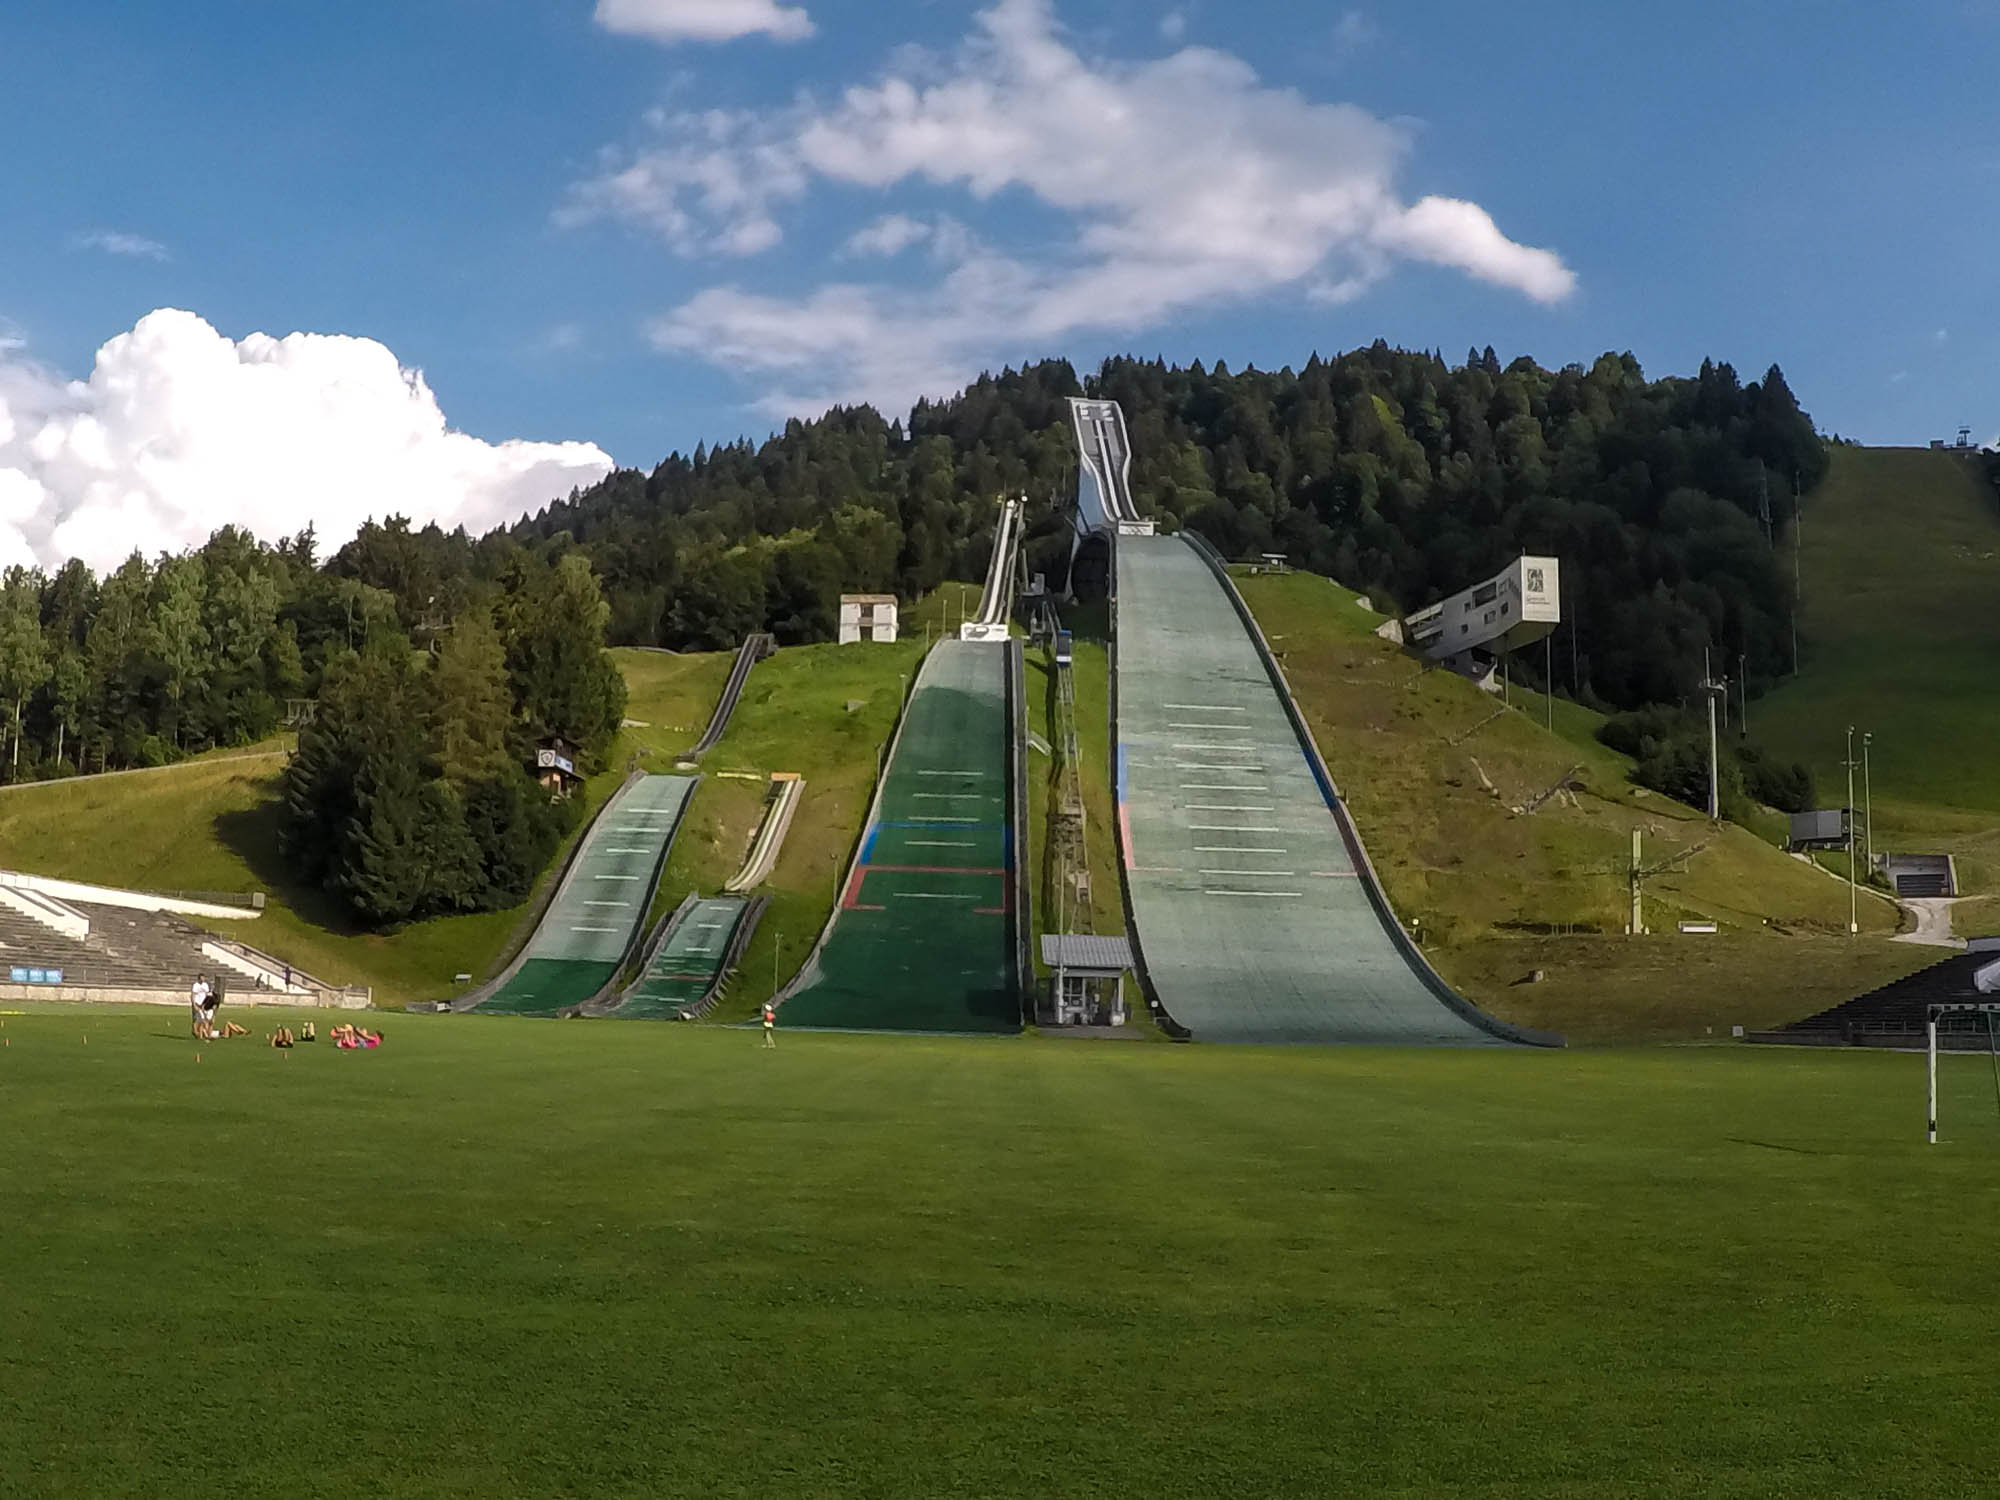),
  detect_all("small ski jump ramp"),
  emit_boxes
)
[471,773,697,1016]
[611,894,756,1019]
[1113,533,1557,1046]
[776,639,1022,1033]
